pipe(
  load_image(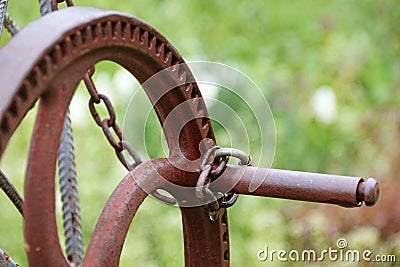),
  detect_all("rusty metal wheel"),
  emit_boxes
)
[0,7,229,266]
